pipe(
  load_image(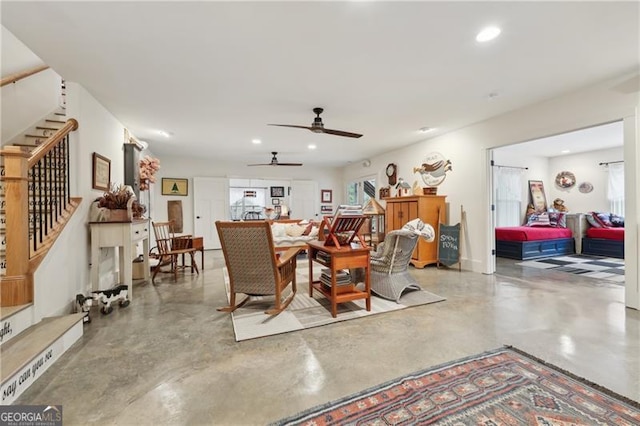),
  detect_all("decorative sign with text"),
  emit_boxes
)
[438,223,460,267]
